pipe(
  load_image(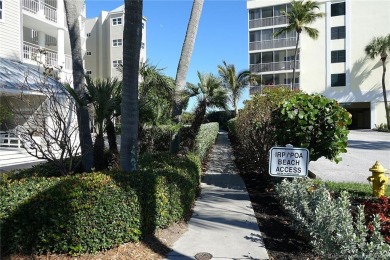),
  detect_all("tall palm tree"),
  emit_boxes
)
[64,0,94,172]
[274,0,324,90]
[84,76,121,170]
[170,0,204,154]
[365,34,390,130]
[187,72,228,149]
[217,61,250,116]
[120,0,143,172]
